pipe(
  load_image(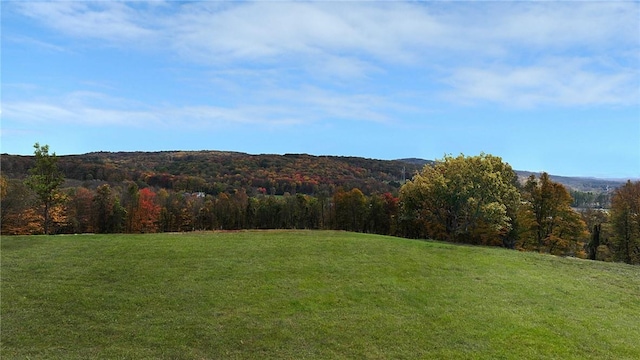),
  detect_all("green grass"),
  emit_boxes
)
[2,230,639,359]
